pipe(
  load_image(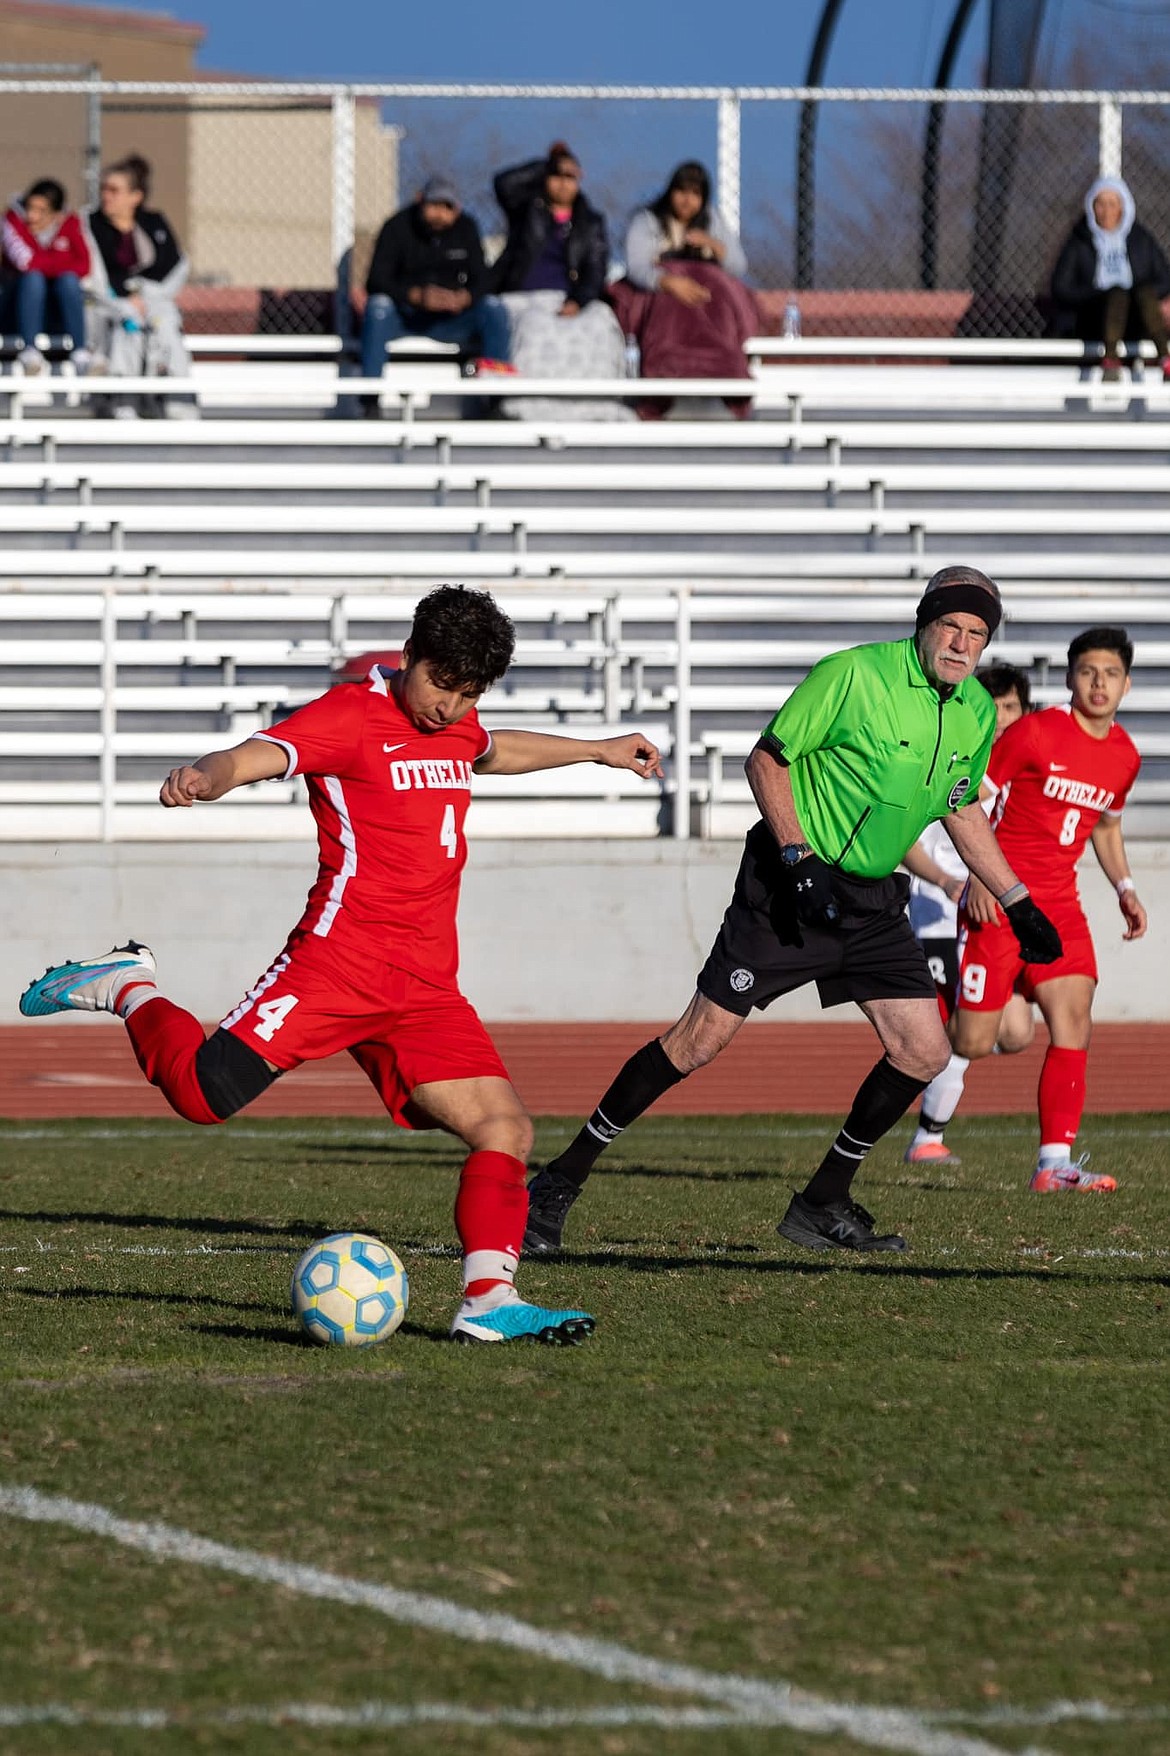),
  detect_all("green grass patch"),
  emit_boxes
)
[0,1113,1167,1755]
